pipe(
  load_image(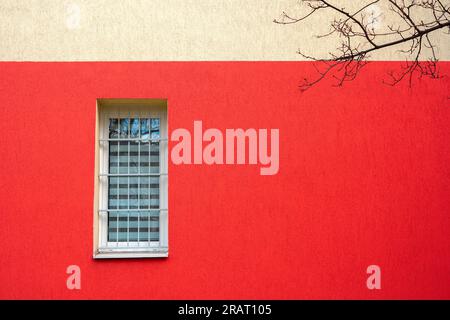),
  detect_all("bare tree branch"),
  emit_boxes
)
[274,0,450,91]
